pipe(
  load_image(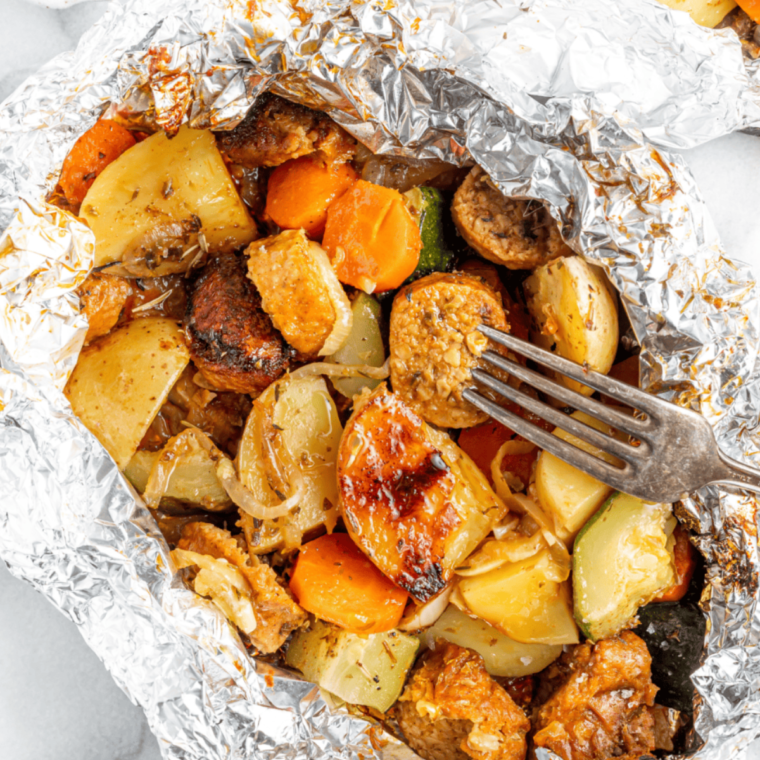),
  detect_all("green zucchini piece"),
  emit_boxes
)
[573,492,676,642]
[285,621,419,712]
[404,186,455,280]
[634,601,705,712]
